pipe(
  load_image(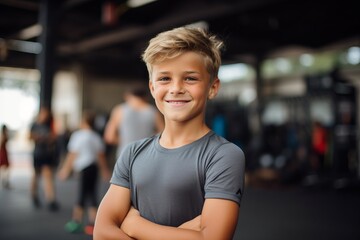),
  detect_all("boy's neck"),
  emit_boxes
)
[160,123,210,149]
